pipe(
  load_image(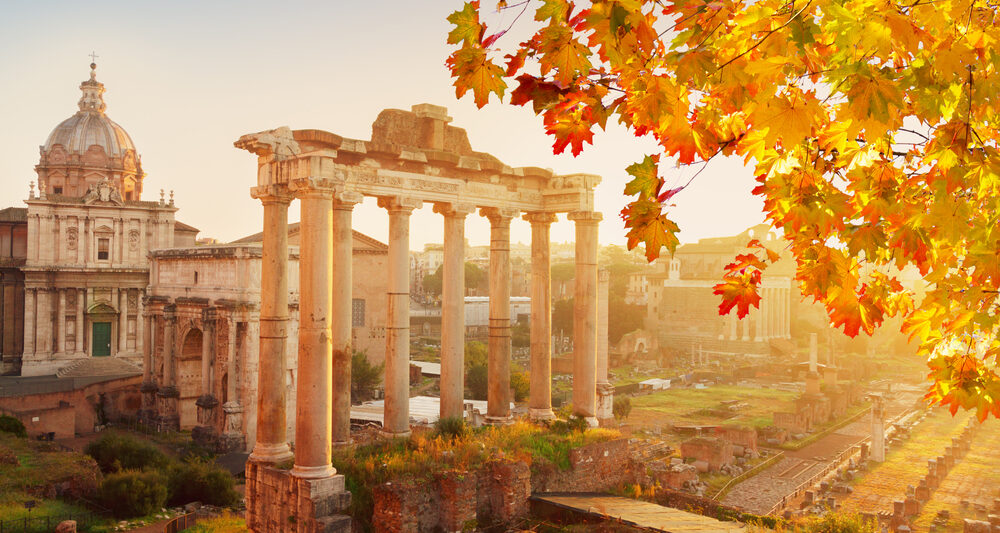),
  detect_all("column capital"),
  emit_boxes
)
[250,184,294,204]
[377,196,423,213]
[523,212,558,225]
[288,177,338,198]
[334,190,365,208]
[480,207,519,225]
[568,211,603,224]
[433,202,476,218]
[202,306,220,323]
